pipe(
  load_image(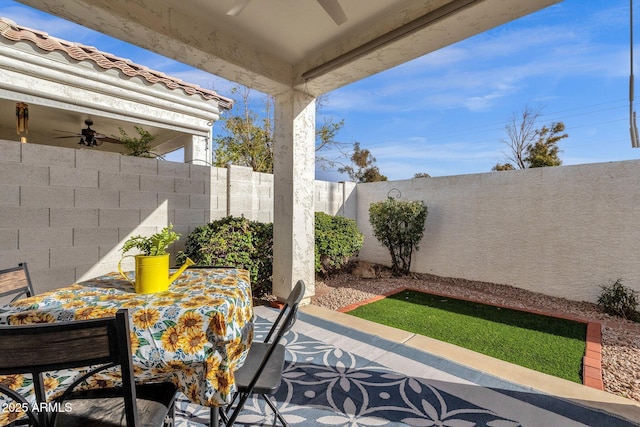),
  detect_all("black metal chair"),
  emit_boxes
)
[0,309,177,427]
[0,262,35,302]
[222,279,306,427]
